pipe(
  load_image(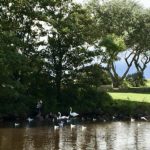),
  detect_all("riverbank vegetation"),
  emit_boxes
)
[0,0,150,121]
